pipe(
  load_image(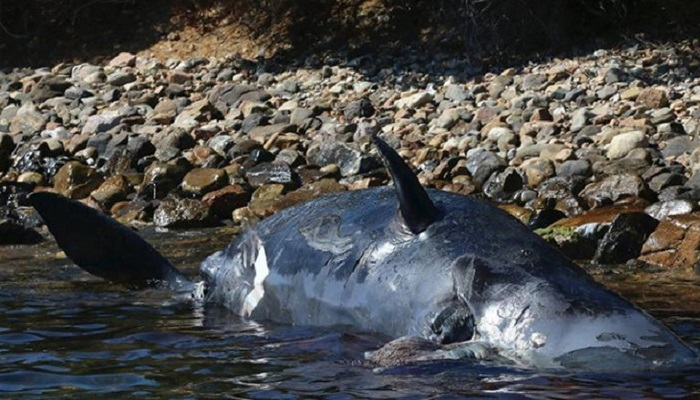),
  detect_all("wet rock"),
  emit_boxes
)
[53,161,104,199]
[307,141,380,177]
[645,199,695,221]
[528,209,567,230]
[594,212,659,264]
[181,167,228,196]
[248,183,286,216]
[245,161,298,188]
[153,196,214,228]
[90,175,130,210]
[232,206,260,229]
[141,161,191,199]
[202,184,251,219]
[640,213,700,269]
